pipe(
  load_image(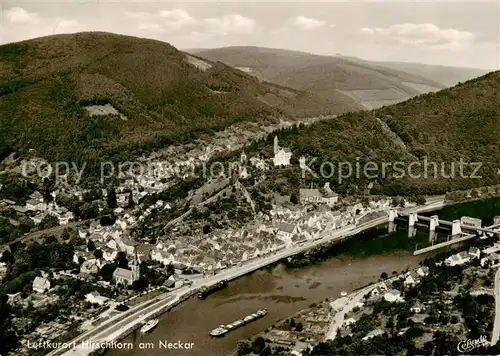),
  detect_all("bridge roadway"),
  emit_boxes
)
[52,198,445,356]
